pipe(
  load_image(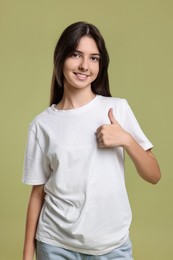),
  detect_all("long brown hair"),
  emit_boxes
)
[50,21,111,106]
